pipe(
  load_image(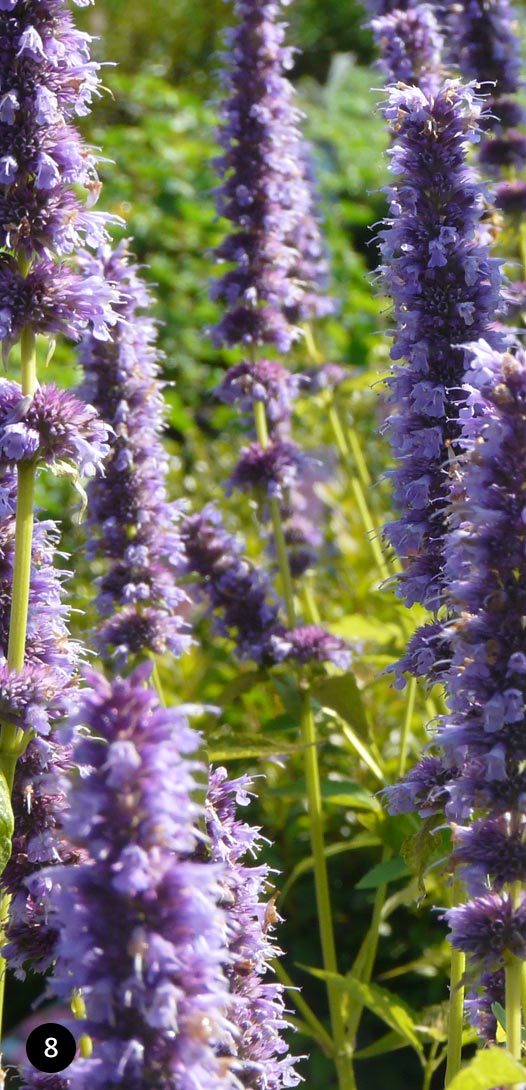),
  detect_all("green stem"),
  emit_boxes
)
[398,675,417,779]
[347,845,392,1046]
[300,690,355,1090]
[505,881,524,1061]
[253,399,296,626]
[445,880,466,1087]
[327,403,390,583]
